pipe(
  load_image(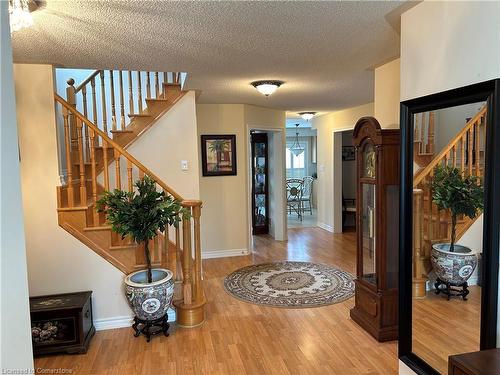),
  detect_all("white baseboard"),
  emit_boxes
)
[94,315,133,331]
[317,222,333,233]
[94,308,176,331]
[202,248,249,259]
